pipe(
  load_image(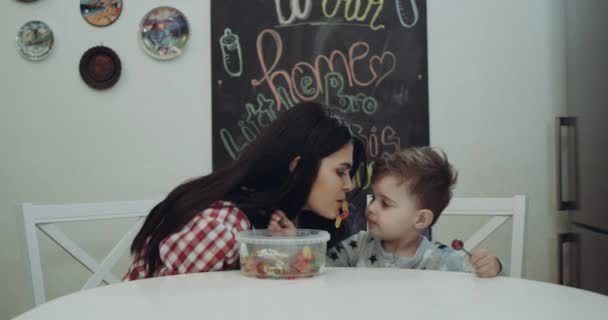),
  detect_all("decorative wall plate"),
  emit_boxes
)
[139,6,189,60]
[16,20,54,61]
[80,0,123,27]
[79,46,122,90]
